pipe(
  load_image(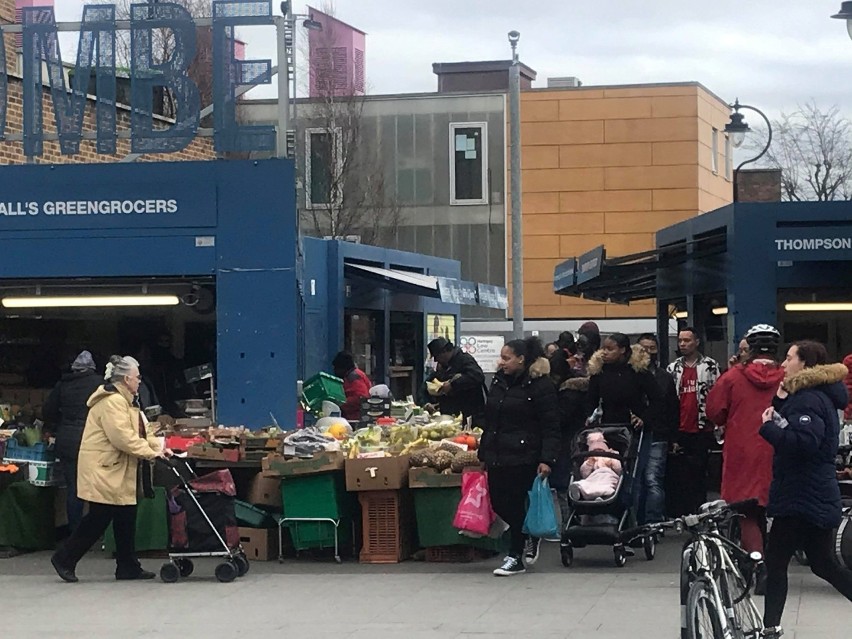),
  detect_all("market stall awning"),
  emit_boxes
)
[345,263,440,297]
[554,233,727,303]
